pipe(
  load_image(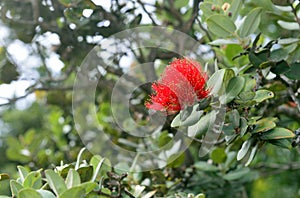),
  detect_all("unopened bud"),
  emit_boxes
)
[222,2,230,11]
